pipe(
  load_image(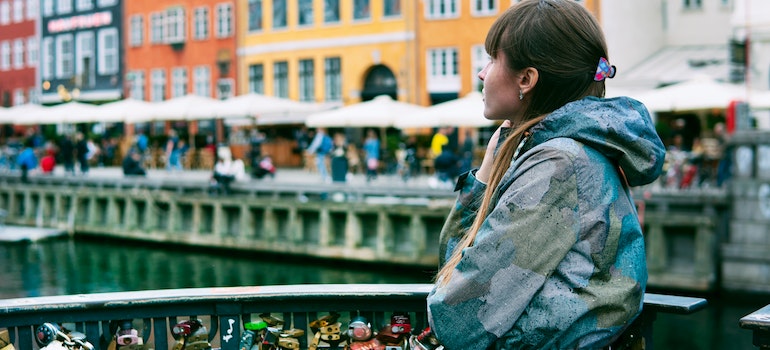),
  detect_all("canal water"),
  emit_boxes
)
[0,236,764,350]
